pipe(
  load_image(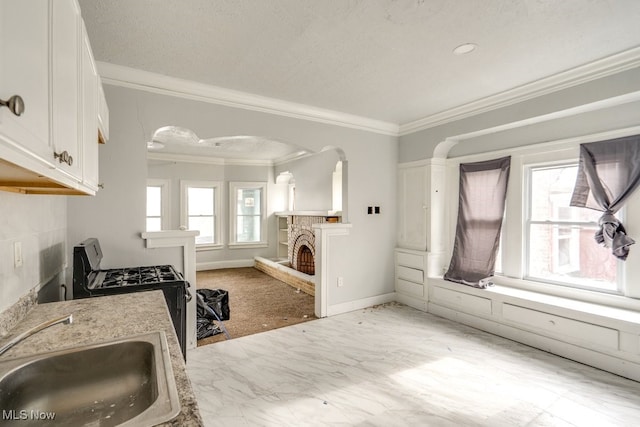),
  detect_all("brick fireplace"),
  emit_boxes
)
[255,217,352,317]
[288,215,324,276]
